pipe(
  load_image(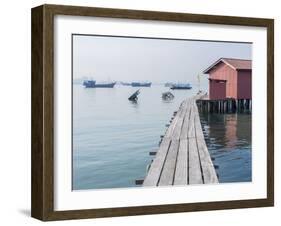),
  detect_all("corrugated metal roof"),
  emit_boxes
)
[203,58,252,73]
